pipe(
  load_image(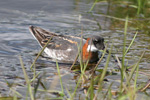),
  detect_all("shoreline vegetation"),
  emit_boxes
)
[14,17,149,100]
[2,0,150,100]
[89,0,150,35]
